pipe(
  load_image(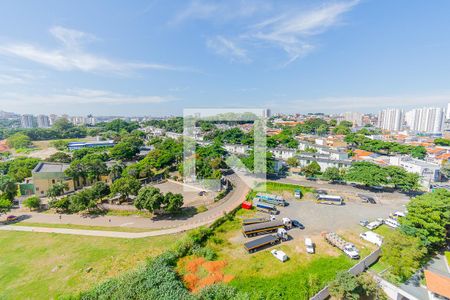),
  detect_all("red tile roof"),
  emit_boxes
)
[425,270,450,299]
